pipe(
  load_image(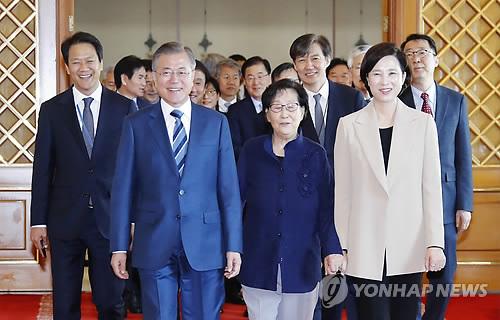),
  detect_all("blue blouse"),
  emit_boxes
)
[237,132,342,293]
